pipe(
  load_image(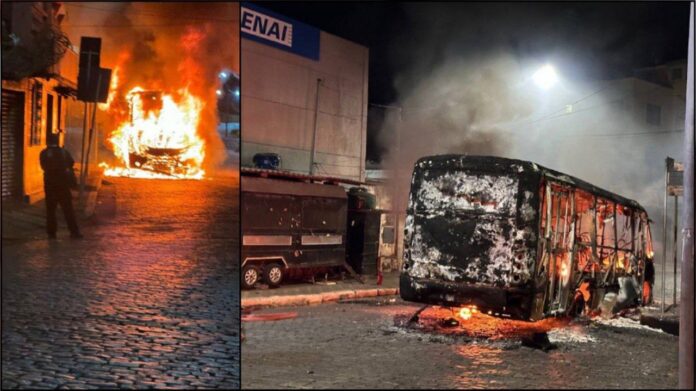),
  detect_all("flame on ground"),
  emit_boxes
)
[413,306,571,340]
